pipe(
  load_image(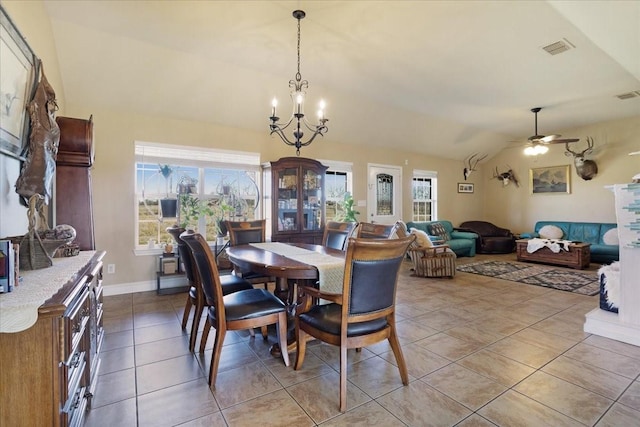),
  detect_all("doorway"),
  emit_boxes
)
[367,164,402,224]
